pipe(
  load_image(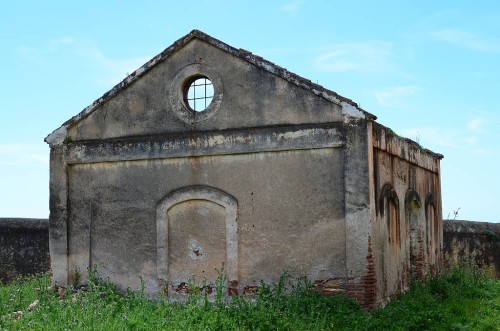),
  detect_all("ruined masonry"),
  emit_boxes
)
[45,30,443,307]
